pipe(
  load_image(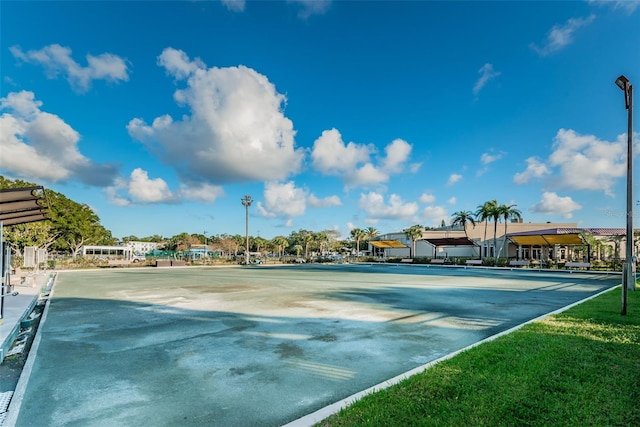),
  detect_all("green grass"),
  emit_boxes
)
[318,287,640,427]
